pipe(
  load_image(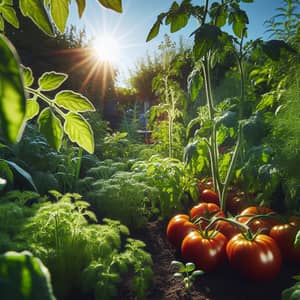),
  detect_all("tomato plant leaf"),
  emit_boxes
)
[0,16,4,31]
[228,6,248,38]
[38,107,63,151]
[165,2,190,33]
[0,5,19,28]
[75,0,86,17]
[97,0,122,13]
[50,0,69,33]
[64,112,94,153]
[210,3,228,28]
[38,71,68,91]
[55,90,95,112]
[19,0,54,36]
[192,24,222,59]
[21,65,34,87]
[0,34,26,143]
[25,99,40,120]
